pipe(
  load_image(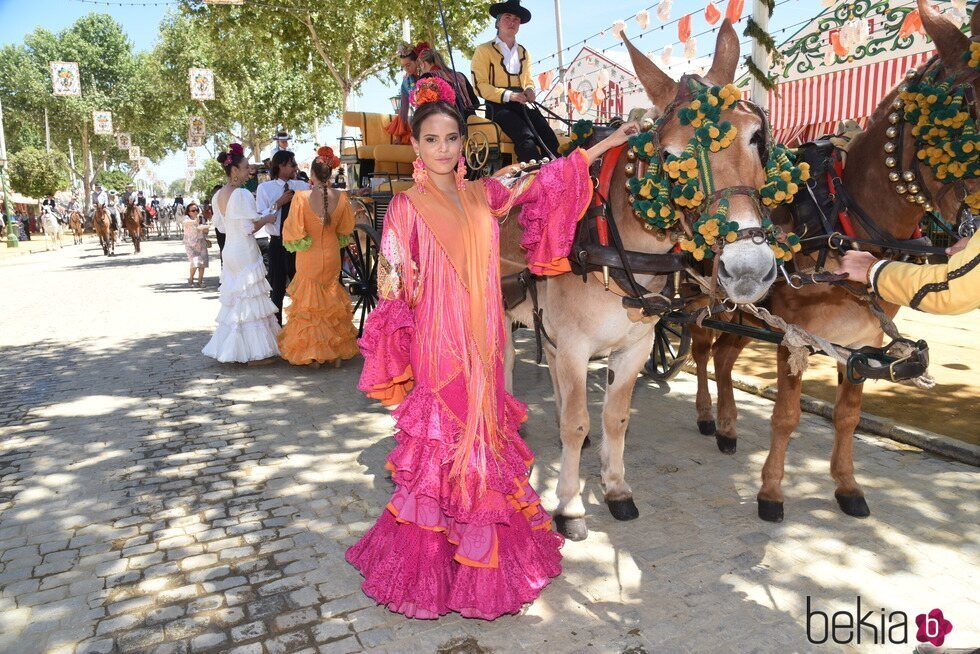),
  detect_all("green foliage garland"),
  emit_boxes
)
[559,120,594,156]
